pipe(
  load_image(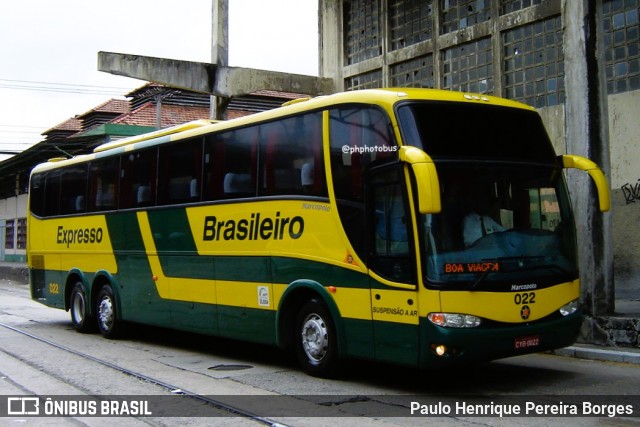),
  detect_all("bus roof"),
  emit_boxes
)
[31,88,535,174]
